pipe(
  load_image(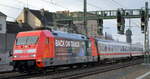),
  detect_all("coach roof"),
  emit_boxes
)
[52,31,87,40]
[96,38,129,45]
